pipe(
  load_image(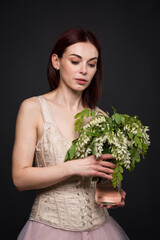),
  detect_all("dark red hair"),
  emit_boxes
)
[47,27,102,109]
